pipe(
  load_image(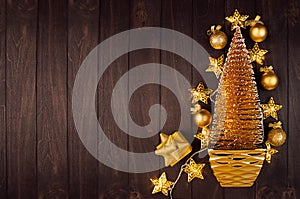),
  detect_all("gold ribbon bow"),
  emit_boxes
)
[260,66,274,74]
[207,25,222,36]
[245,15,264,27]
